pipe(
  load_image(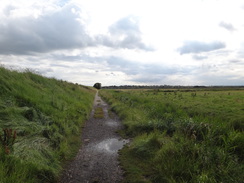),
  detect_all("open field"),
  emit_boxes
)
[1,65,243,183]
[0,67,95,183]
[100,88,244,183]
